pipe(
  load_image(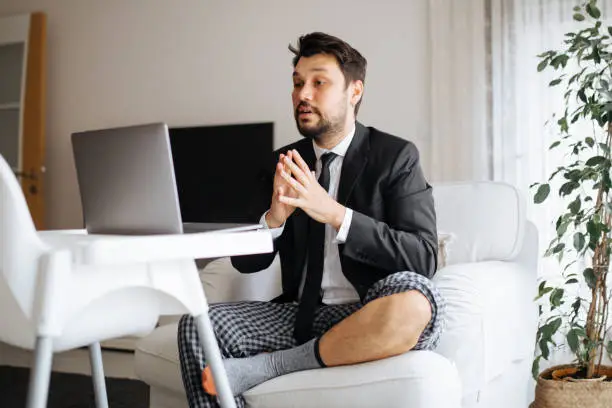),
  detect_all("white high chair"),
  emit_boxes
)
[0,154,271,408]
